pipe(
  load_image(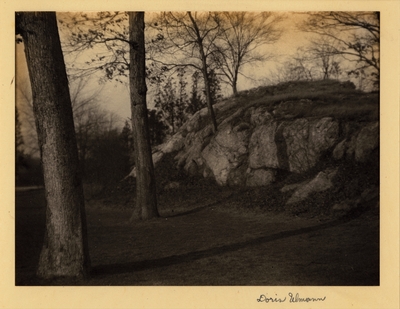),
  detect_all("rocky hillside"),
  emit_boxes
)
[128,79,379,217]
